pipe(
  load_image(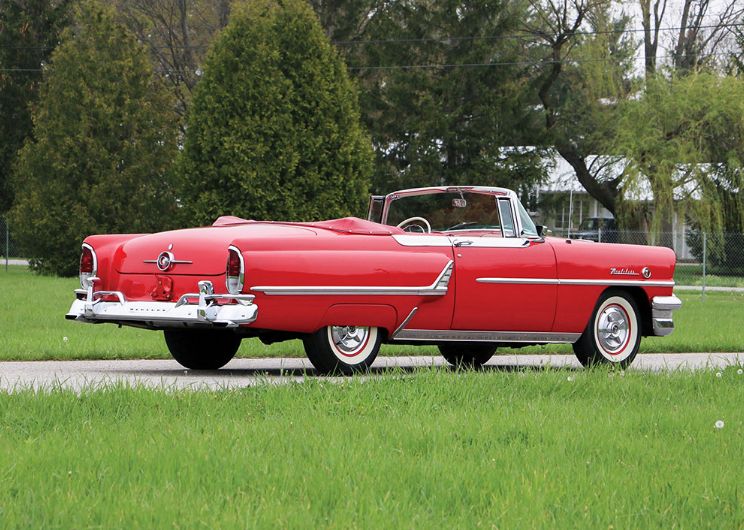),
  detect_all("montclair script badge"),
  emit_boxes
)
[609,267,652,279]
[610,267,639,276]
